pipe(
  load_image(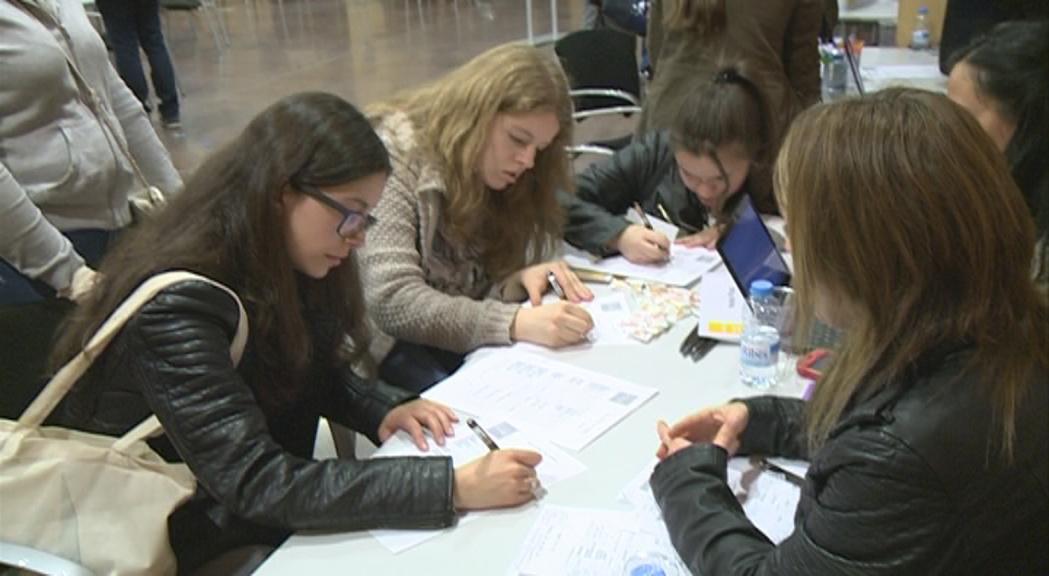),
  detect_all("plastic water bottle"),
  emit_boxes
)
[740,280,781,390]
[624,551,679,576]
[910,5,931,51]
